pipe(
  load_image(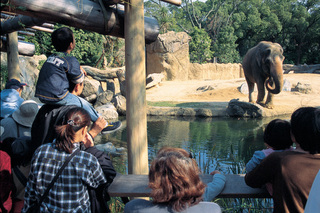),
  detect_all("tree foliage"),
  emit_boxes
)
[26,24,124,68]
[145,0,320,64]
[26,0,319,65]
[189,27,214,63]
